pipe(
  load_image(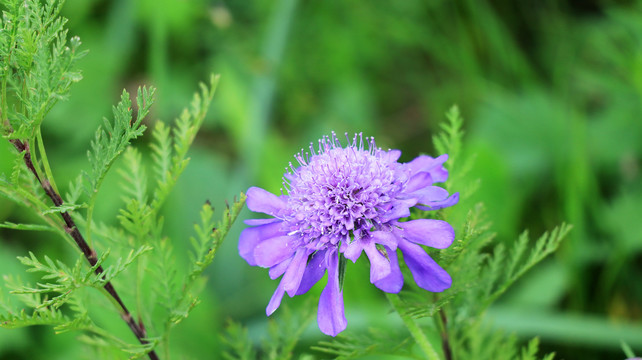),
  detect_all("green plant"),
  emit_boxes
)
[0,1,244,358]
